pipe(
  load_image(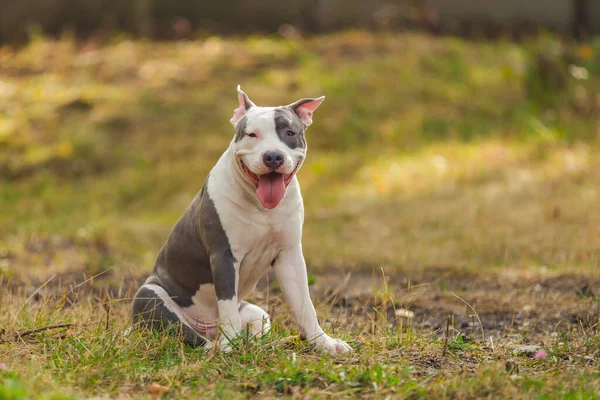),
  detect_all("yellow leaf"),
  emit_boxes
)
[577,45,594,61]
[57,141,74,158]
[148,382,169,400]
